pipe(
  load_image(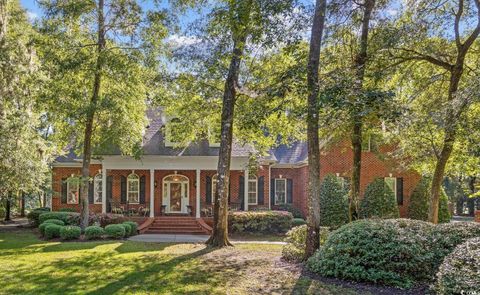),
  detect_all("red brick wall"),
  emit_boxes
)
[271,142,420,218]
[476,210,480,223]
